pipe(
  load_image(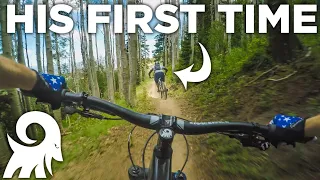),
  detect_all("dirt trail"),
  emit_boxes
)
[53,82,208,180]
